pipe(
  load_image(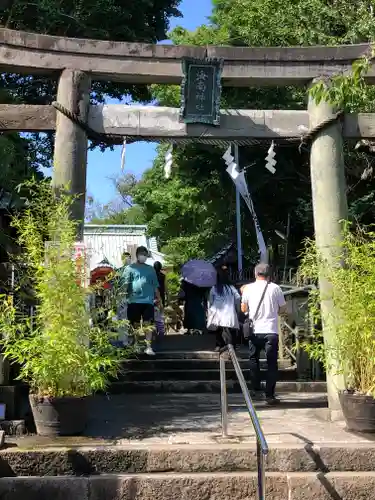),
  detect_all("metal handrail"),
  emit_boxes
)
[219,343,268,500]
